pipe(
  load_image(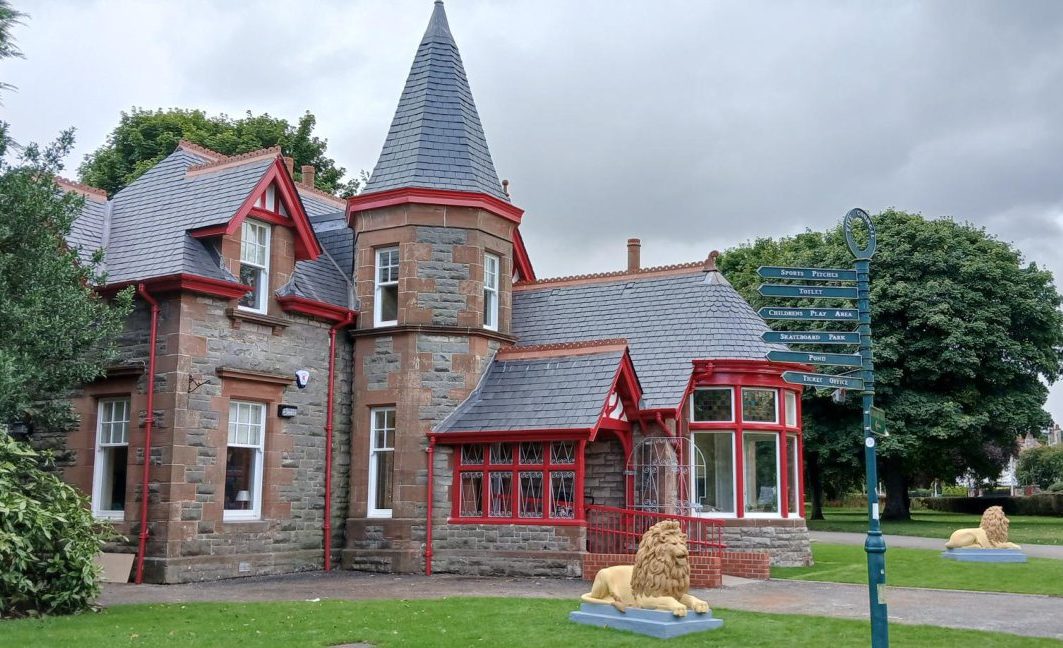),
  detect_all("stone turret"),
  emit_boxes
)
[342,0,524,572]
